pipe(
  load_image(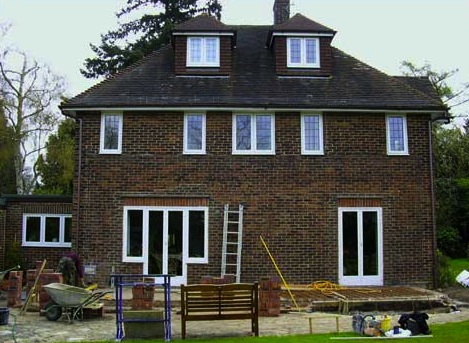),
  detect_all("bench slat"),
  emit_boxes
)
[180,282,259,339]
